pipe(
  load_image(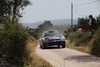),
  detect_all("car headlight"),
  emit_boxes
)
[42,38,49,42]
[60,36,66,41]
[42,38,45,41]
